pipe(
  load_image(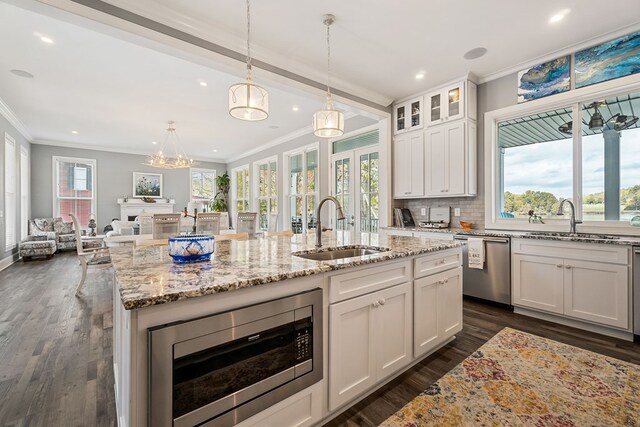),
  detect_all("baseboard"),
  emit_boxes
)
[0,253,18,271]
[513,306,633,342]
